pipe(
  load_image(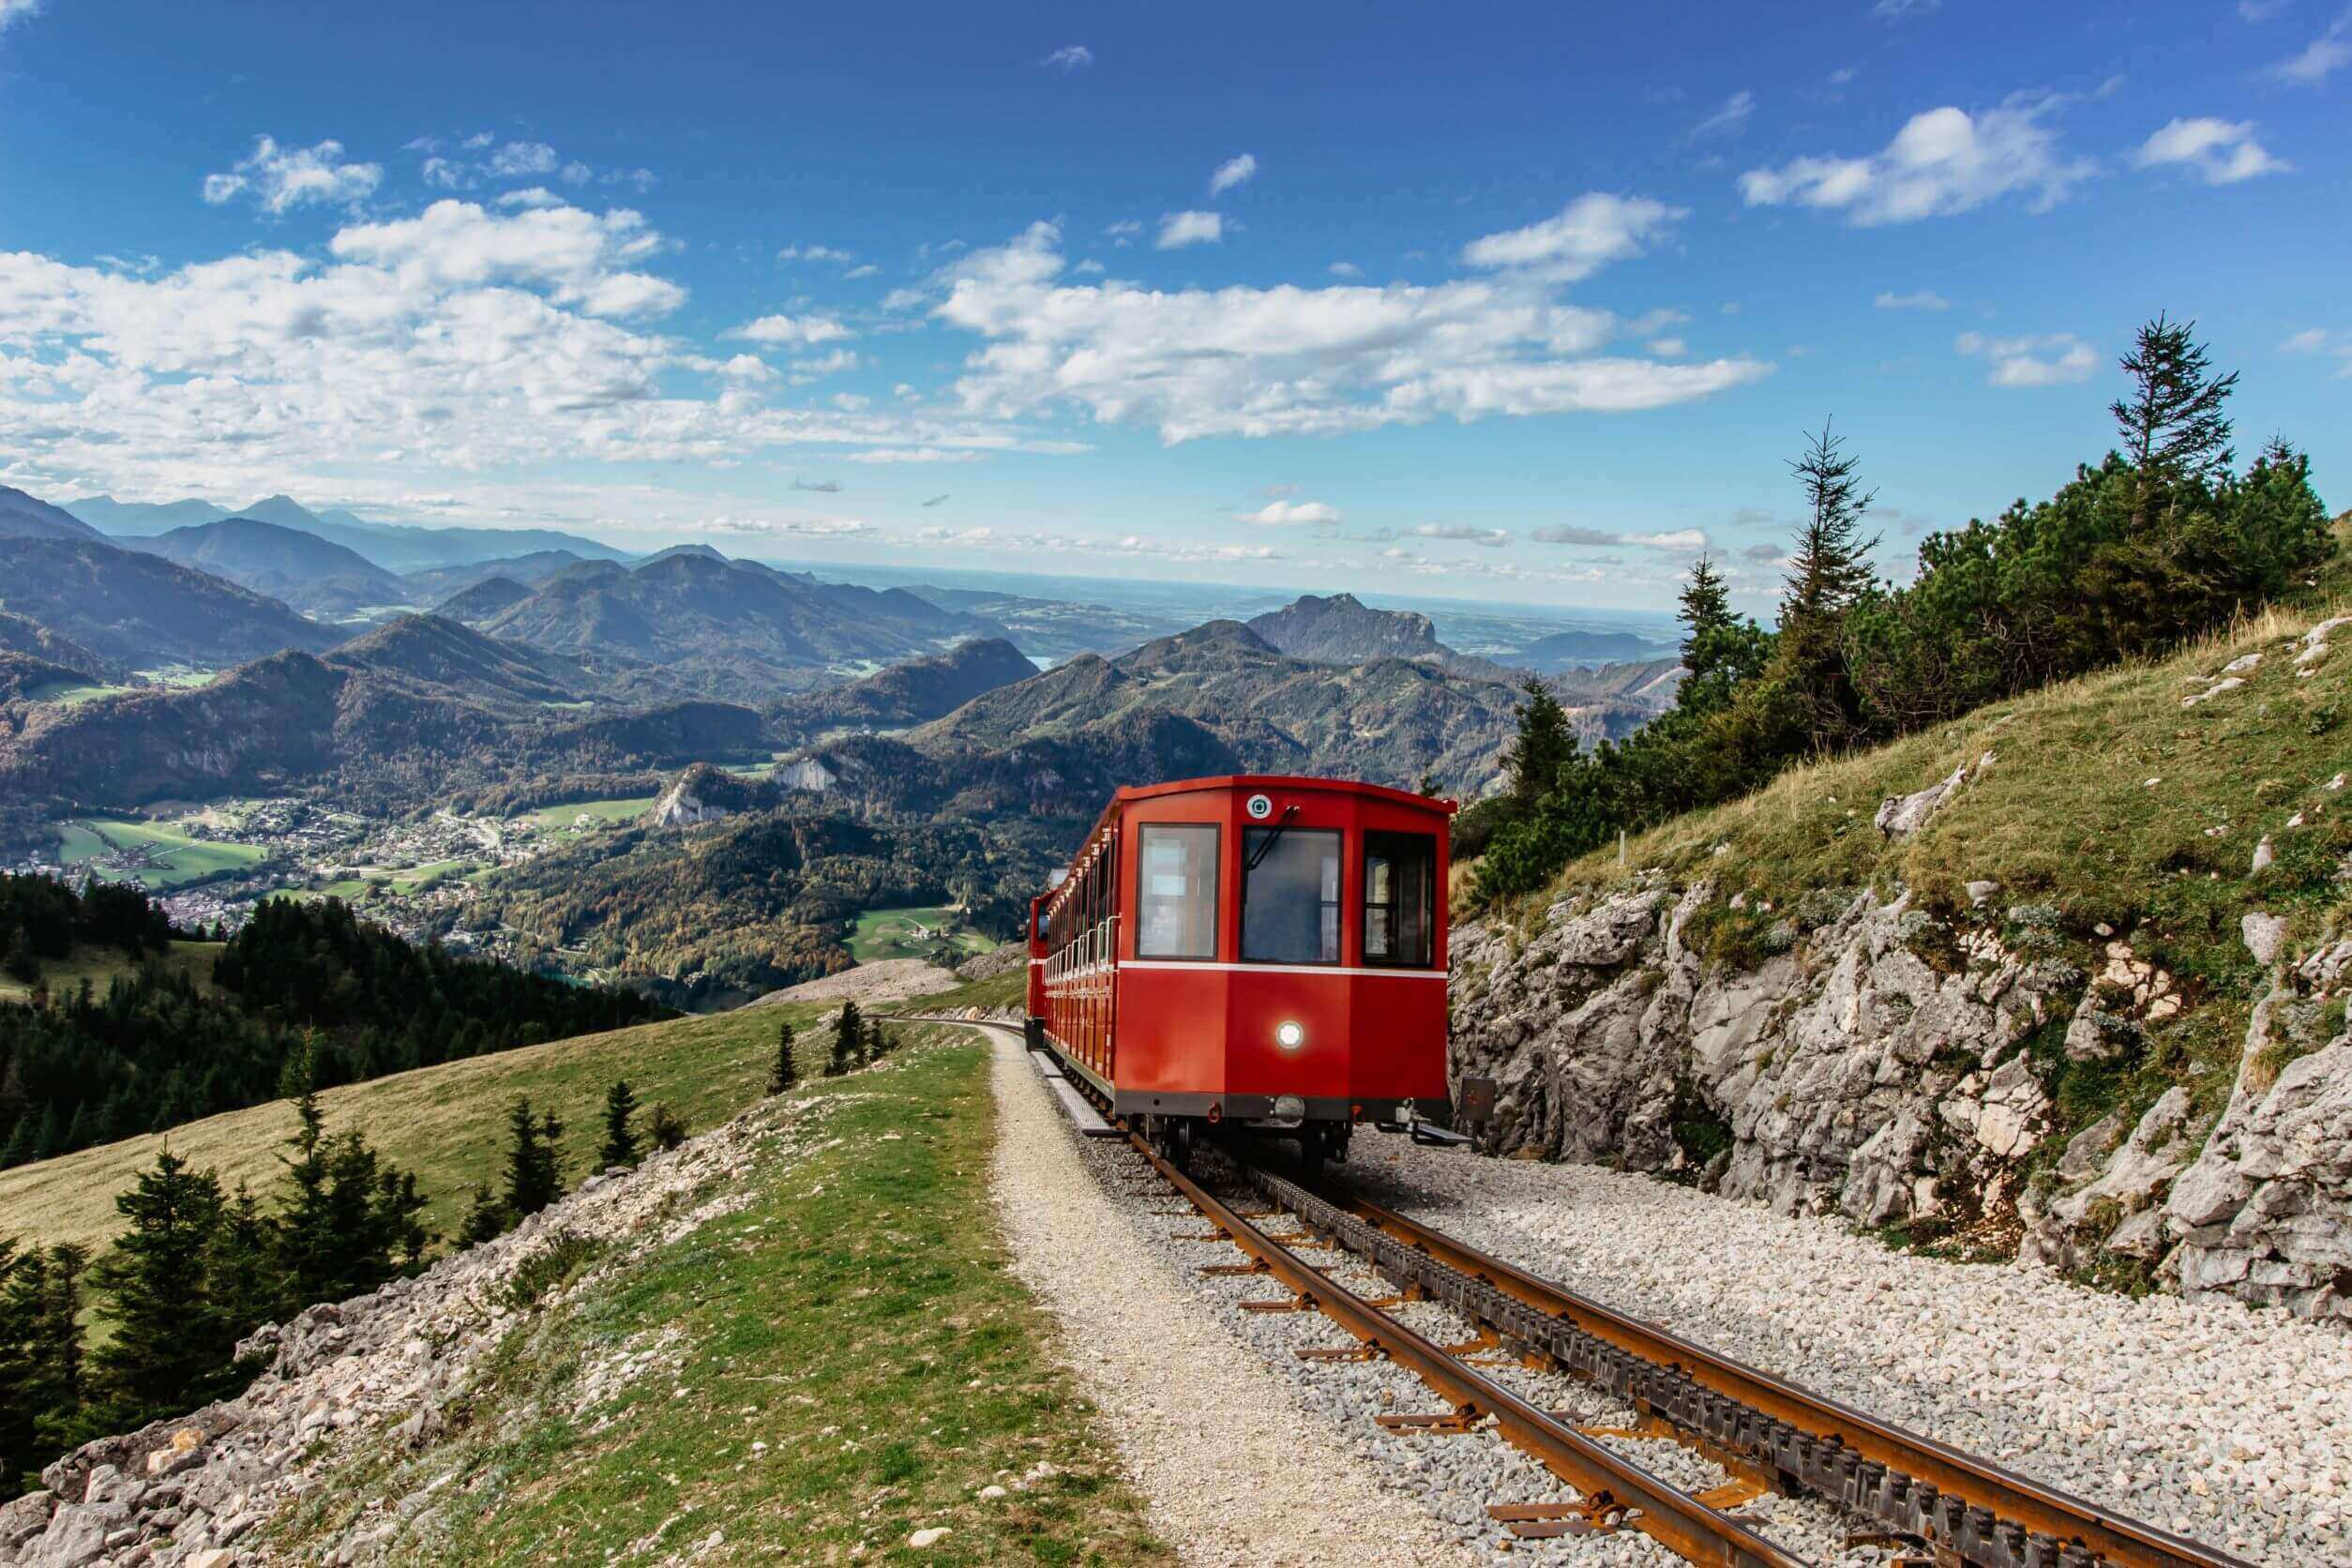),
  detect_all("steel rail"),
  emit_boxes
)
[1132,1130,1812,1568]
[1289,1171,2246,1568]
